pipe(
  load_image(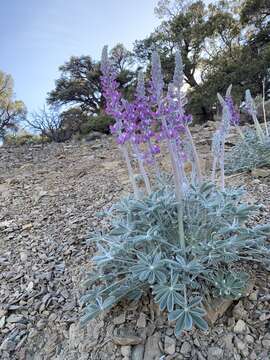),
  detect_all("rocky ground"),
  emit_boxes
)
[0,125,270,360]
